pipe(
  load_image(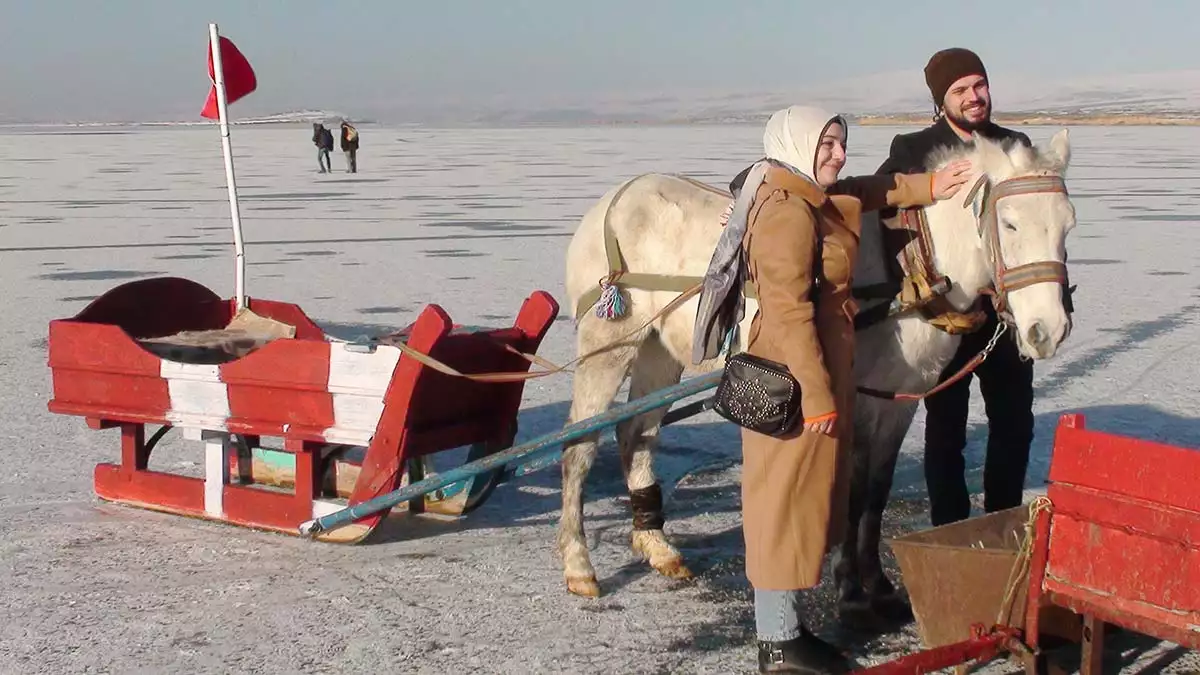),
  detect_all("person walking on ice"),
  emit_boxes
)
[313,122,334,173]
[340,120,360,173]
